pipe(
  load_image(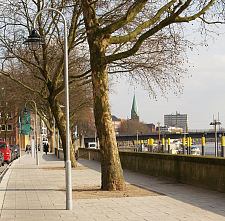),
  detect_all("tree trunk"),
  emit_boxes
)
[49,129,54,153]
[49,97,77,167]
[82,0,125,190]
[90,41,125,190]
[48,118,54,153]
